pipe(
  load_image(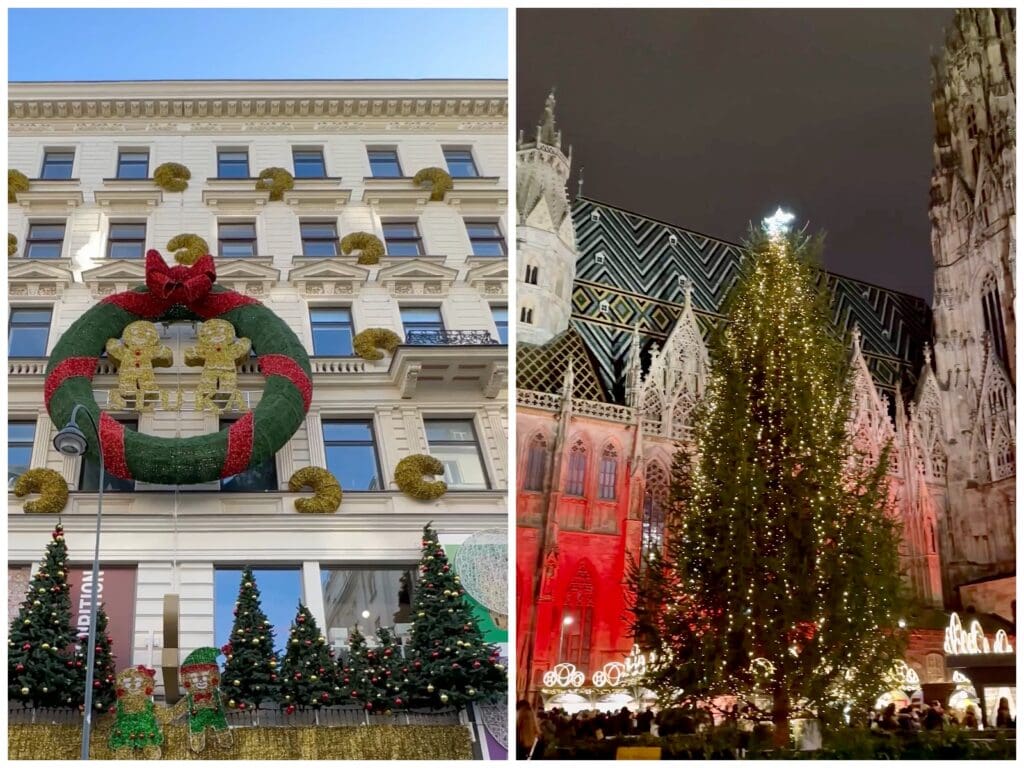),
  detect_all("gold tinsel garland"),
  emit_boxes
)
[8,723,472,760]
[153,163,191,193]
[288,467,343,514]
[394,454,448,501]
[13,468,70,514]
[412,167,454,202]
[352,327,401,361]
[9,232,18,256]
[339,231,385,265]
[167,234,210,266]
[9,169,30,202]
[255,167,295,201]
